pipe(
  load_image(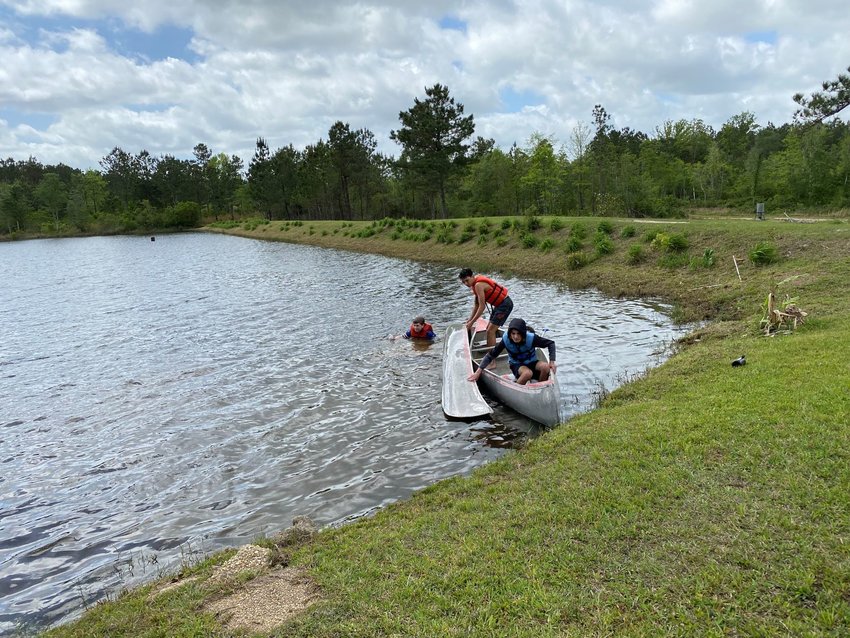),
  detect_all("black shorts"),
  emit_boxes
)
[489,296,513,327]
[510,360,542,380]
